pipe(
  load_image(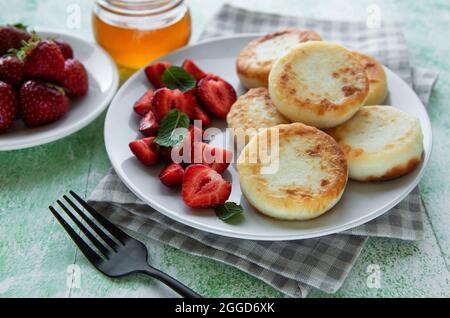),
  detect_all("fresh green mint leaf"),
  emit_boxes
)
[154,109,190,147]
[214,202,244,222]
[162,66,196,92]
